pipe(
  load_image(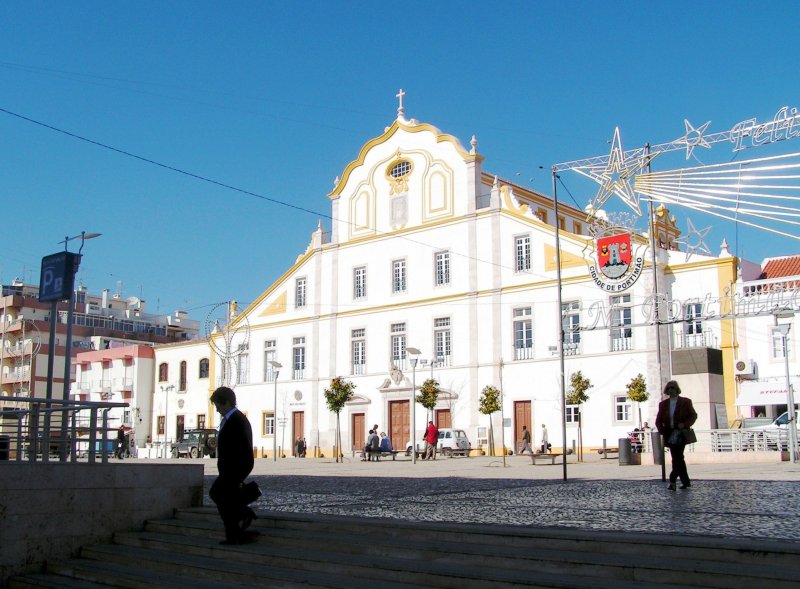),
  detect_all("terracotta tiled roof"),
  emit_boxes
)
[760,255,800,279]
